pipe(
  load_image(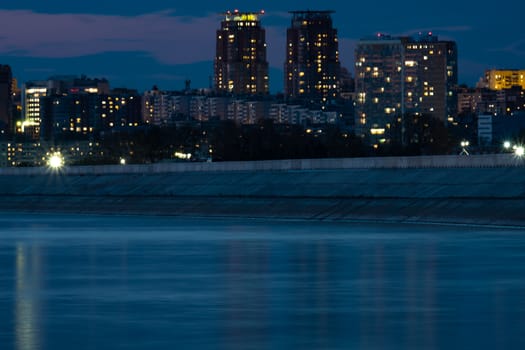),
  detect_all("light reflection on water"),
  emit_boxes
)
[15,244,41,350]
[1,214,525,349]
